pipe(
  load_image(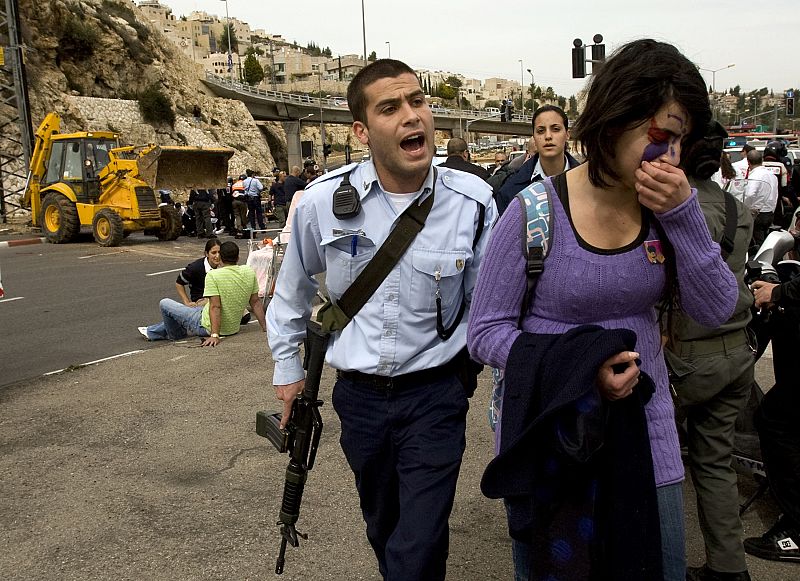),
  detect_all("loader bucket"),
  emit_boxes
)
[135,146,235,190]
